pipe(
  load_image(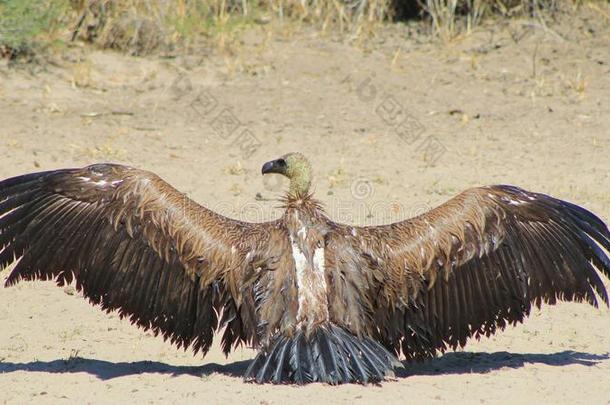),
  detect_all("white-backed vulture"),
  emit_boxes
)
[1,152,609,385]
